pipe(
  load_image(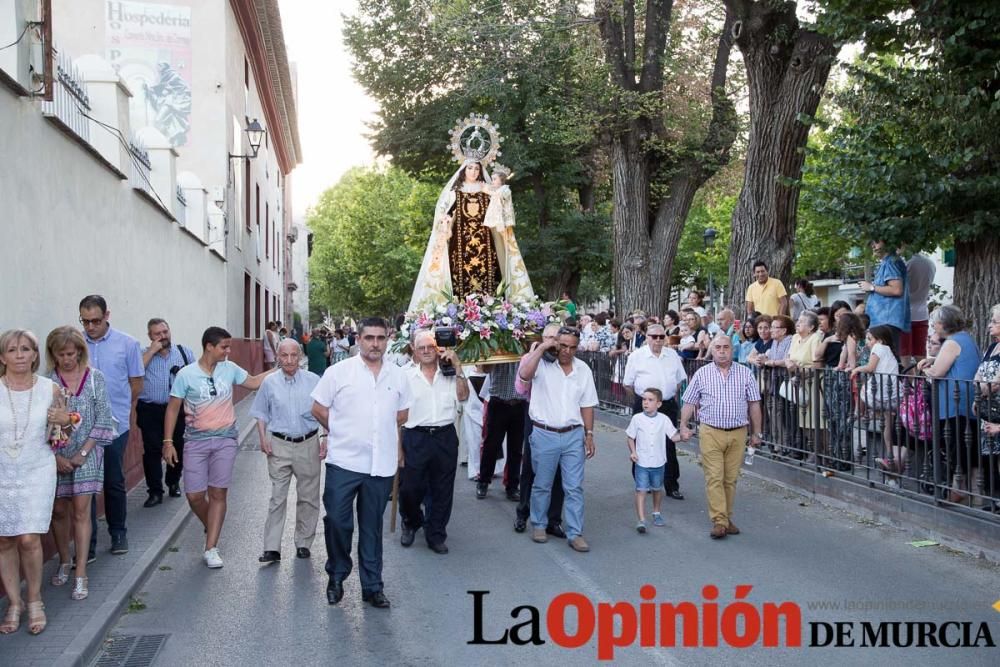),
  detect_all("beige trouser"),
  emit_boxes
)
[699,425,747,528]
[263,435,322,552]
